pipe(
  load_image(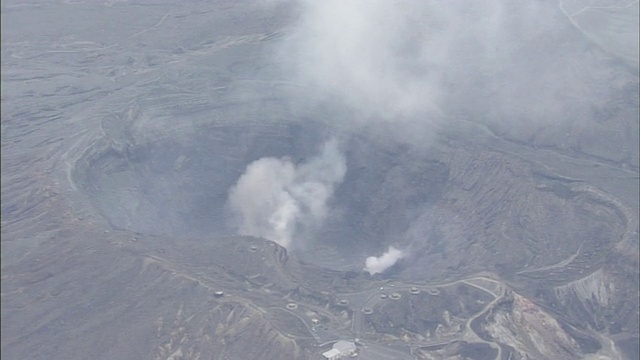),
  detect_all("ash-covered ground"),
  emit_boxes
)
[2,1,638,359]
